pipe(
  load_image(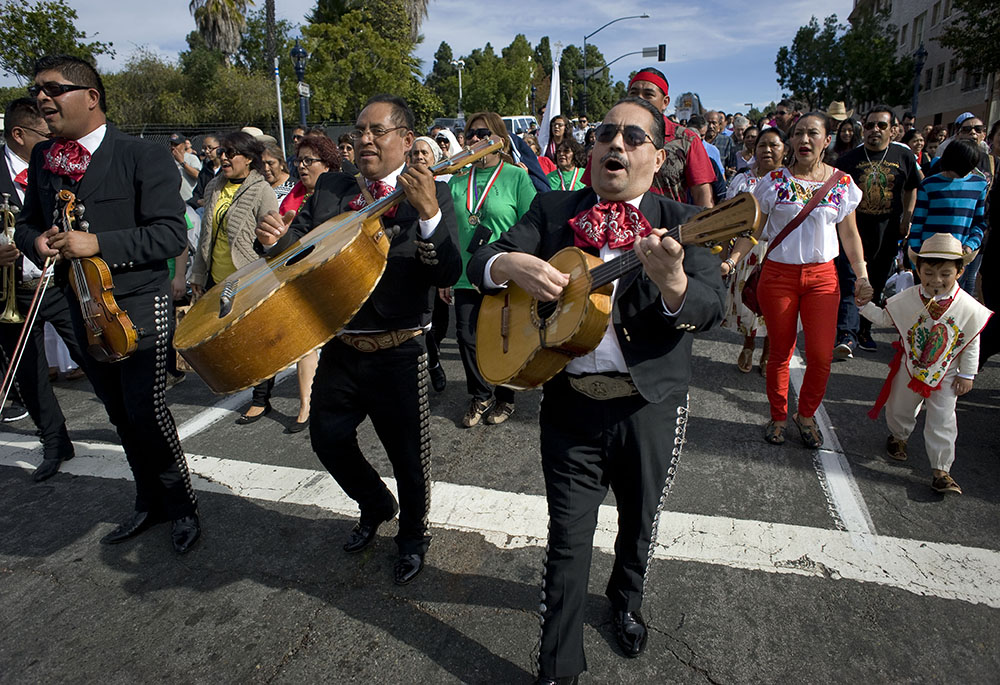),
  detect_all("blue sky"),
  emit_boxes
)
[6,0,855,116]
